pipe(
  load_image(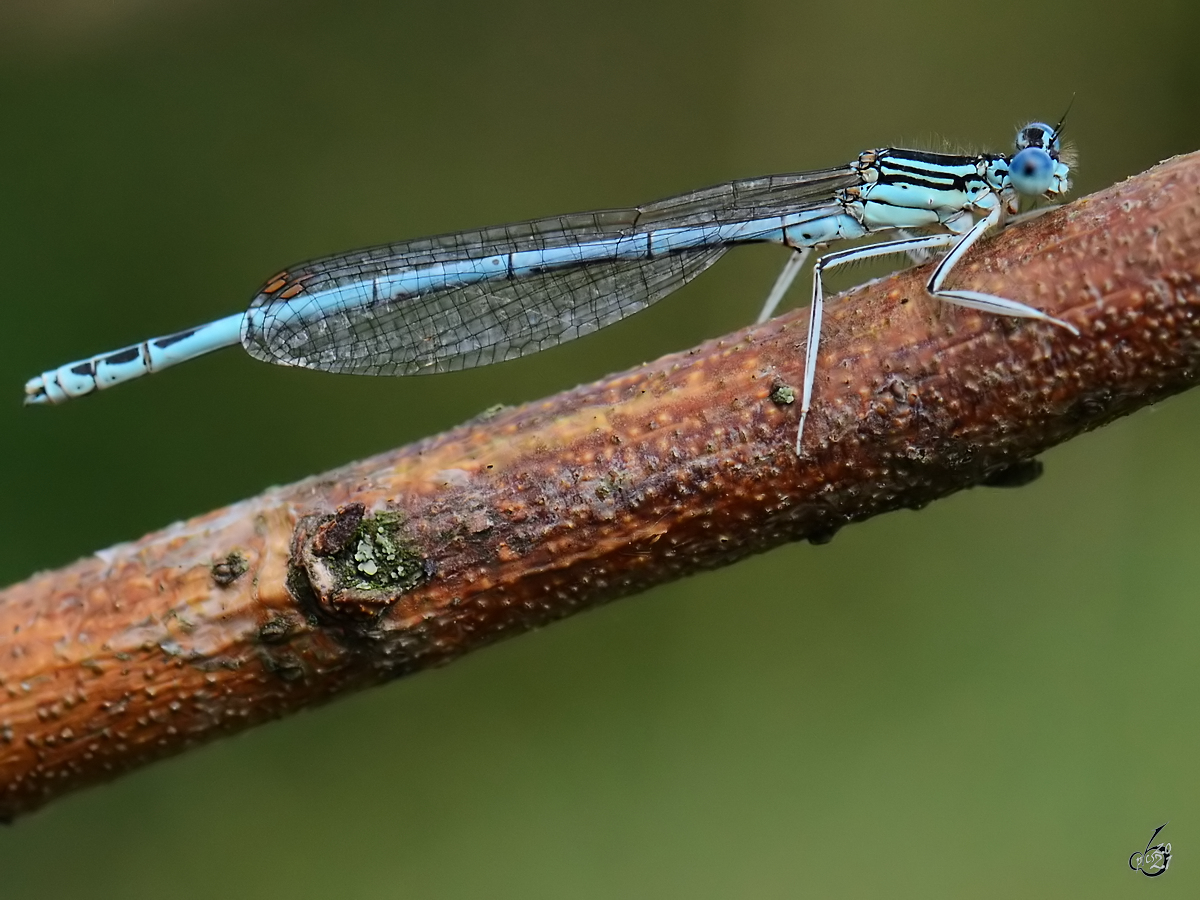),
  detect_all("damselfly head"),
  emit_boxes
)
[1008,119,1071,198]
